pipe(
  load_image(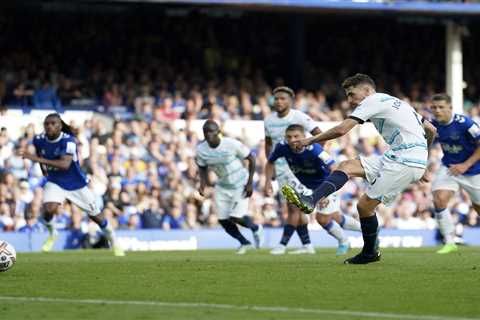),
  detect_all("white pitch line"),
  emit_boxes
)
[0,296,478,320]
